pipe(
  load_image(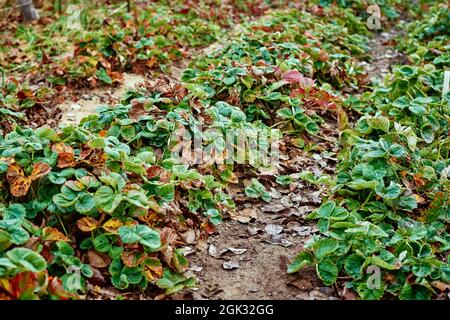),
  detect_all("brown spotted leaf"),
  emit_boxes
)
[30,162,51,180]
[121,249,147,268]
[146,165,170,183]
[6,163,31,197]
[52,143,75,168]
